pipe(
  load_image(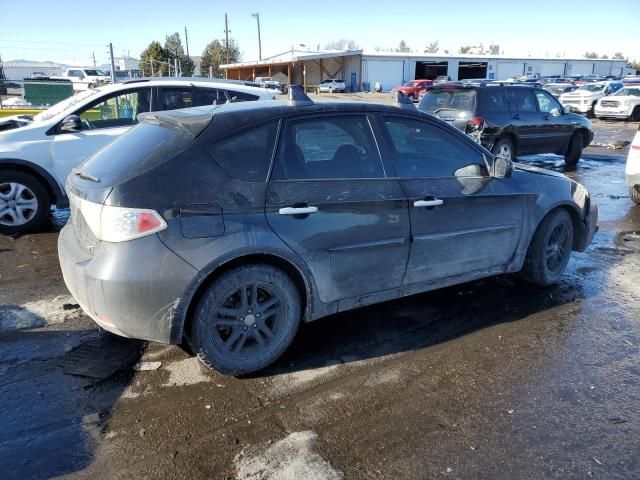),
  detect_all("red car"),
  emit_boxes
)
[394,79,434,101]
